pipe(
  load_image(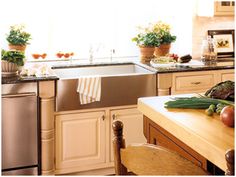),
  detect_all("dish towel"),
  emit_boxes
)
[77,76,101,105]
